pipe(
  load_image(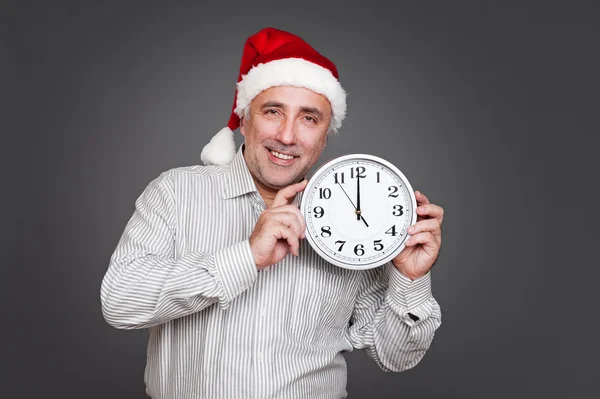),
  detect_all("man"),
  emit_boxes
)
[101,27,443,398]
